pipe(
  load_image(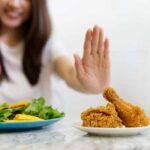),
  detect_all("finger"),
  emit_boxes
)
[103,38,109,59]
[74,54,85,78]
[102,38,110,71]
[91,25,100,55]
[83,29,92,57]
[98,27,104,56]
